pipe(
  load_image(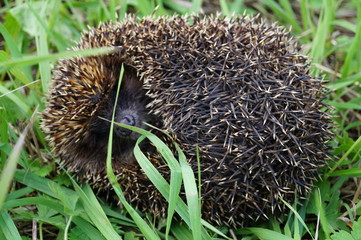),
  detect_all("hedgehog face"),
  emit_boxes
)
[91,67,149,144]
[98,76,149,141]
[60,67,152,169]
